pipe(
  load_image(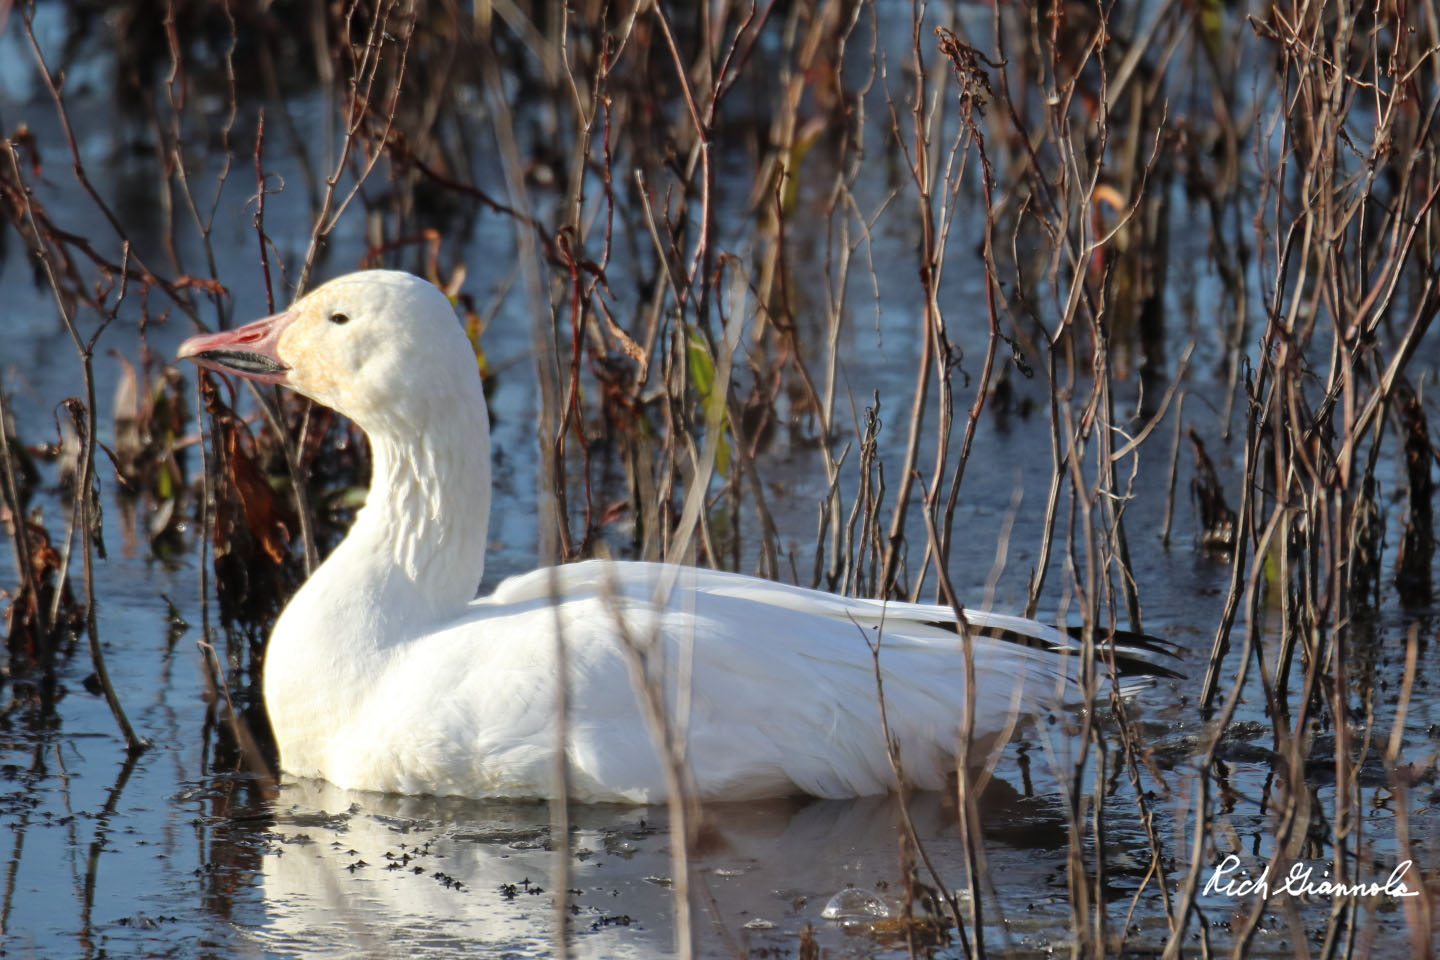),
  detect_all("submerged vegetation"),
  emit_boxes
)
[1,0,1438,955]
